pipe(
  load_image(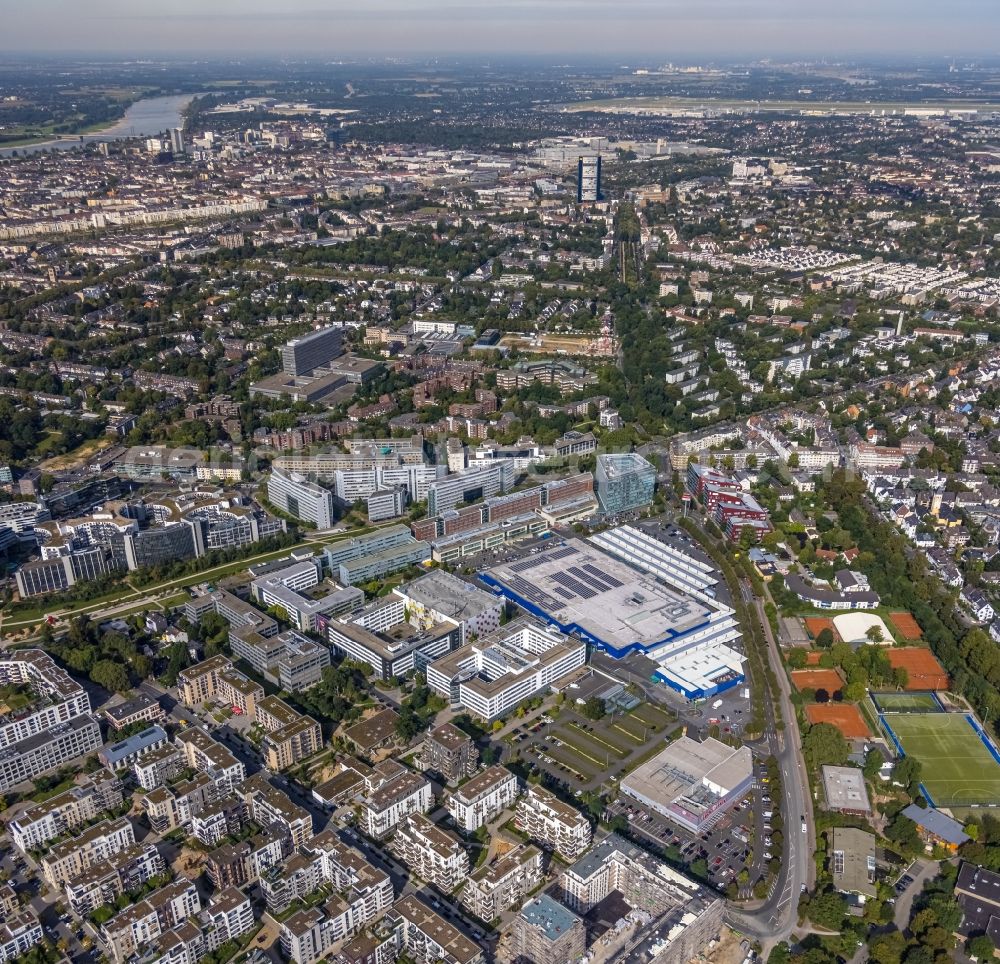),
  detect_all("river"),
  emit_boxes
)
[0,93,199,158]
